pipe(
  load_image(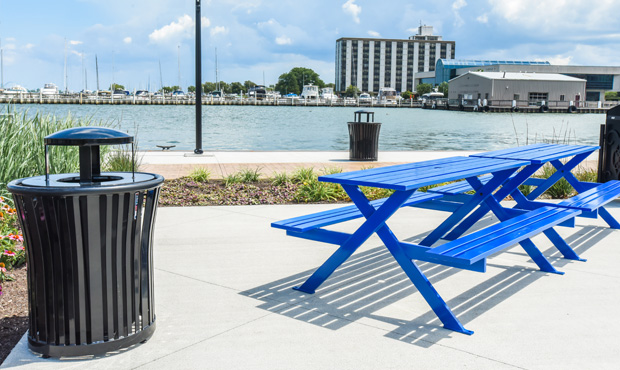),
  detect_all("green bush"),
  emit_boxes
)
[0,108,112,193]
[188,167,211,183]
